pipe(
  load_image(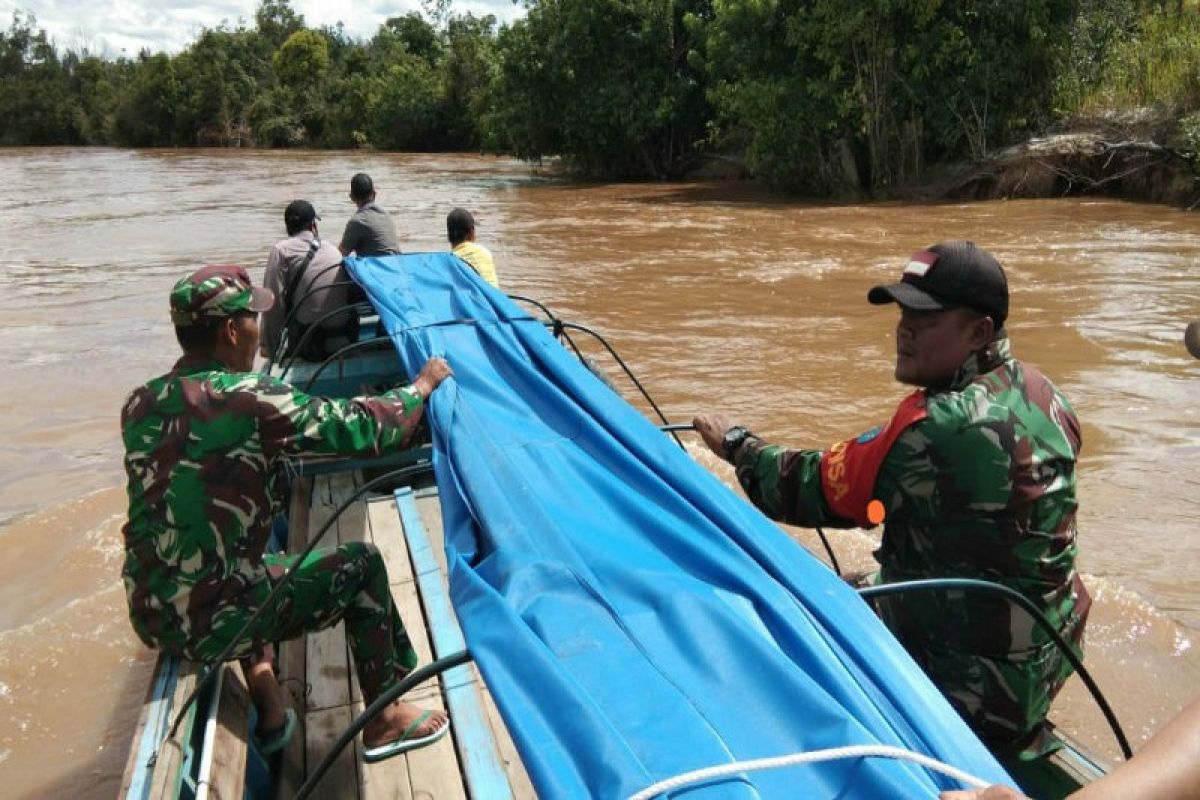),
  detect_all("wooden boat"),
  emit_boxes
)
[118,277,1118,799]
